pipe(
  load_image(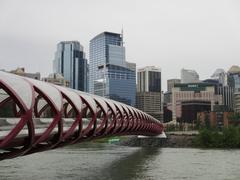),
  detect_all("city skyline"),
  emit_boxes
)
[2,1,240,179]
[1,0,240,91]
